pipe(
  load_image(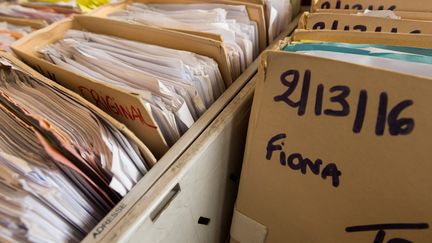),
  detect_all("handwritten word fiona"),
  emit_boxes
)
[266,133,342,188]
